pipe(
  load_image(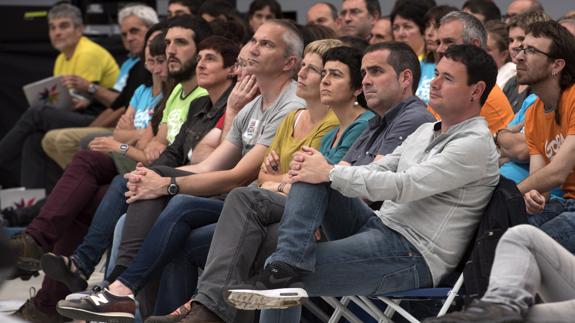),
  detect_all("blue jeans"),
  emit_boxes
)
[154,223,215,315]
[73,174,128,277]
[527,197,574,228]
[116,194,224,293]
[106,214,126,277]
[540,201,575,254]
[267,182,432,297]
